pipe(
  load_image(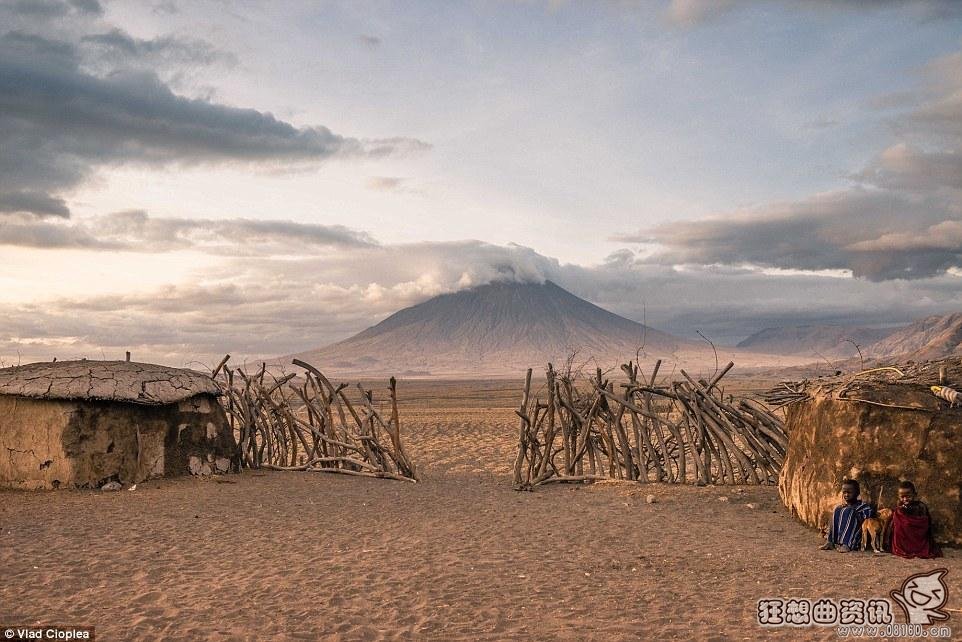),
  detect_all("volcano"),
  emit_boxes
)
[285,280,718,377]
